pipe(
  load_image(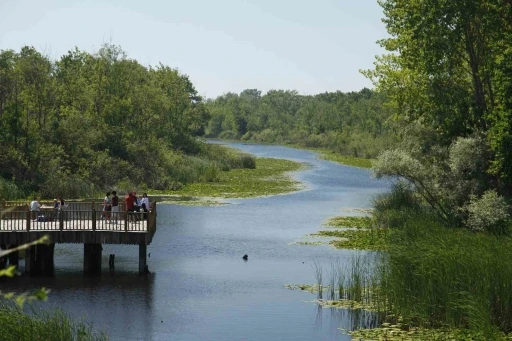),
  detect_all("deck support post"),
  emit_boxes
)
[26,244,55,276]
[8,244,19,268]
[139,243,147,275]
[25,245,33,274]
[84,243,102,275]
